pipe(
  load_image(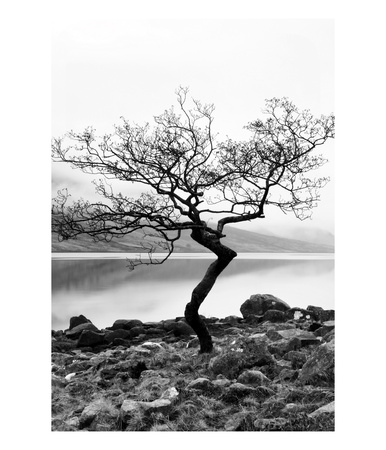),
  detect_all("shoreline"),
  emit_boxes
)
[52,298,335,432]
